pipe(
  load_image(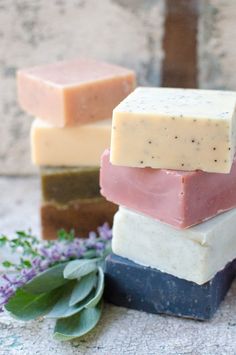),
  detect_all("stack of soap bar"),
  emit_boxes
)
[18,58,135,239]
[101,87,236,320]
